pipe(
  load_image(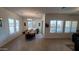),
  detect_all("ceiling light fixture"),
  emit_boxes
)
[61,7,66,9]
